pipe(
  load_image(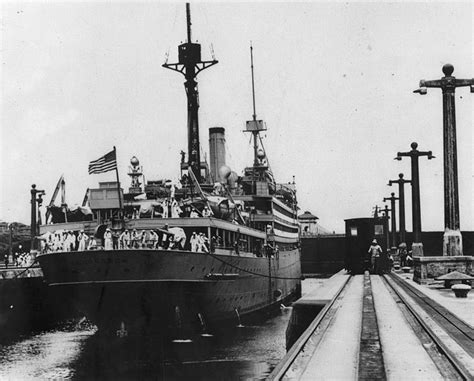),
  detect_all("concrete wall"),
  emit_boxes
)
[413,256,473,284]
[301,235,345,275]
[301,231,474,276]
[403,231,474,256]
